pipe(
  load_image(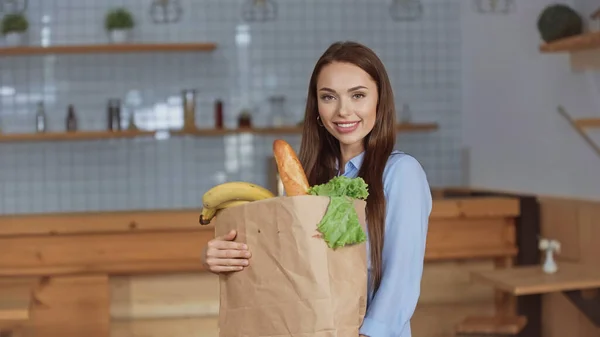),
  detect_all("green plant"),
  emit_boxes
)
[537,4,583,43]
[1,13,29,35]
[104,8,134,31]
